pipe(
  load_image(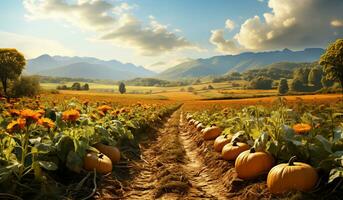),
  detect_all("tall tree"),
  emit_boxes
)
[308,67,323,87]
[0,48,26,95]
[293,67,310,85]
[119,82,126,94]
[319,39,343,88]
[278,78,289,94]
